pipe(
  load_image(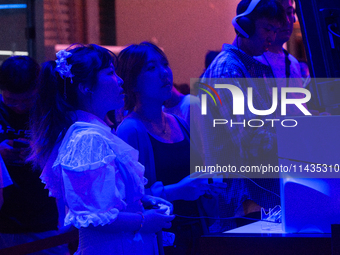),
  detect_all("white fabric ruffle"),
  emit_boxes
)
[65,207,120,229]
[41,121,146,229]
